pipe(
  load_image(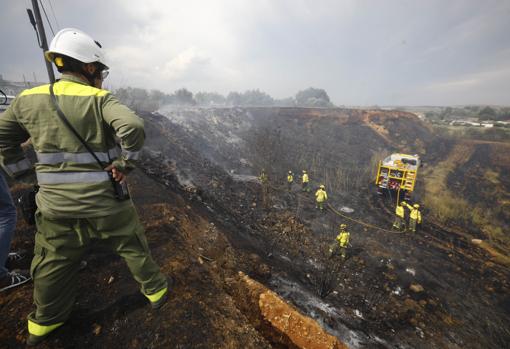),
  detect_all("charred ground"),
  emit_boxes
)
[1,107,509,348]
